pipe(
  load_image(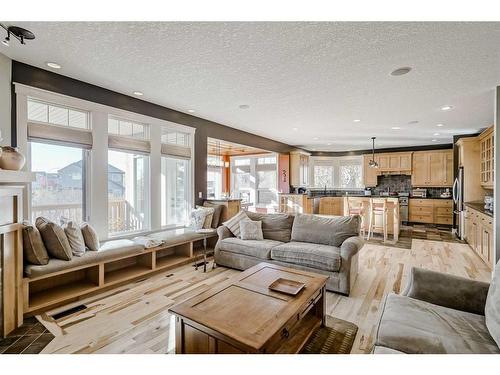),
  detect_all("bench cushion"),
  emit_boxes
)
[148,228,217,246]
[25,239,144,279]
[376,293,500,354]
[271,241,341,272]
[218,237,282,259]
